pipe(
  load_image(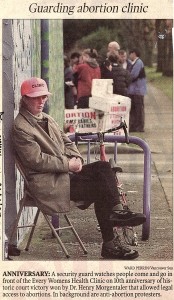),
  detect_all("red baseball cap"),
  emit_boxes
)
[21,77,52,97]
